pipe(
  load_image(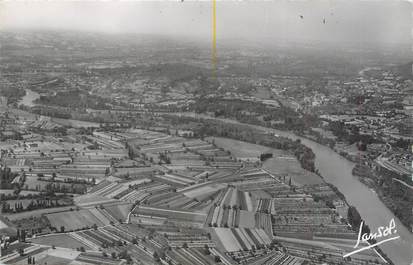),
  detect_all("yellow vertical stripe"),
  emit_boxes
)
[212,0,217,79]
